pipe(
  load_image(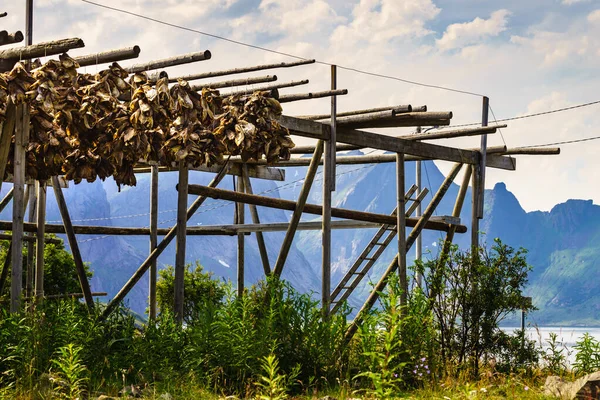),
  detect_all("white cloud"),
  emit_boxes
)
[330,0,440,47]
[562,0,590,4]
[588,9,600,22]
[437,9,511,51]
